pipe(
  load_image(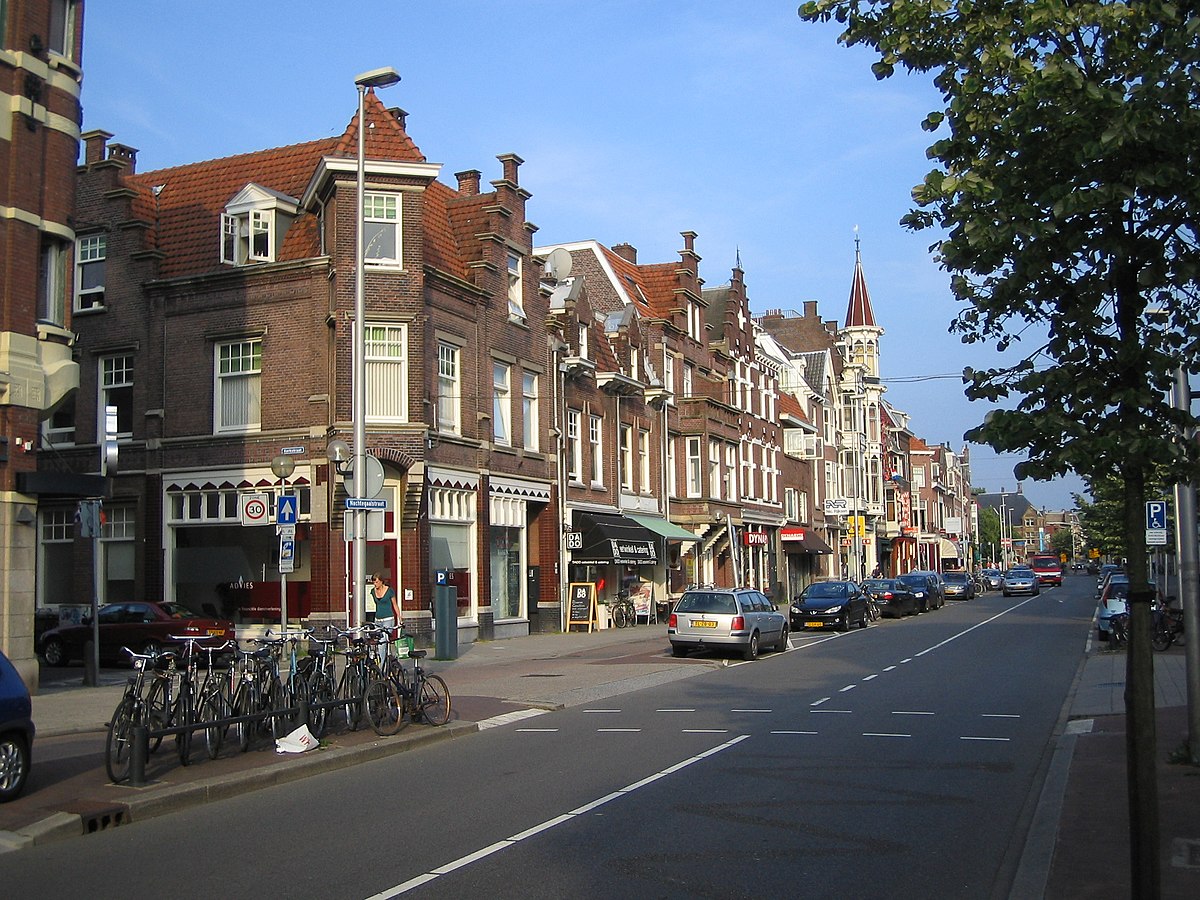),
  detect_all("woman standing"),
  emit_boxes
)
[369,572,400,631]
